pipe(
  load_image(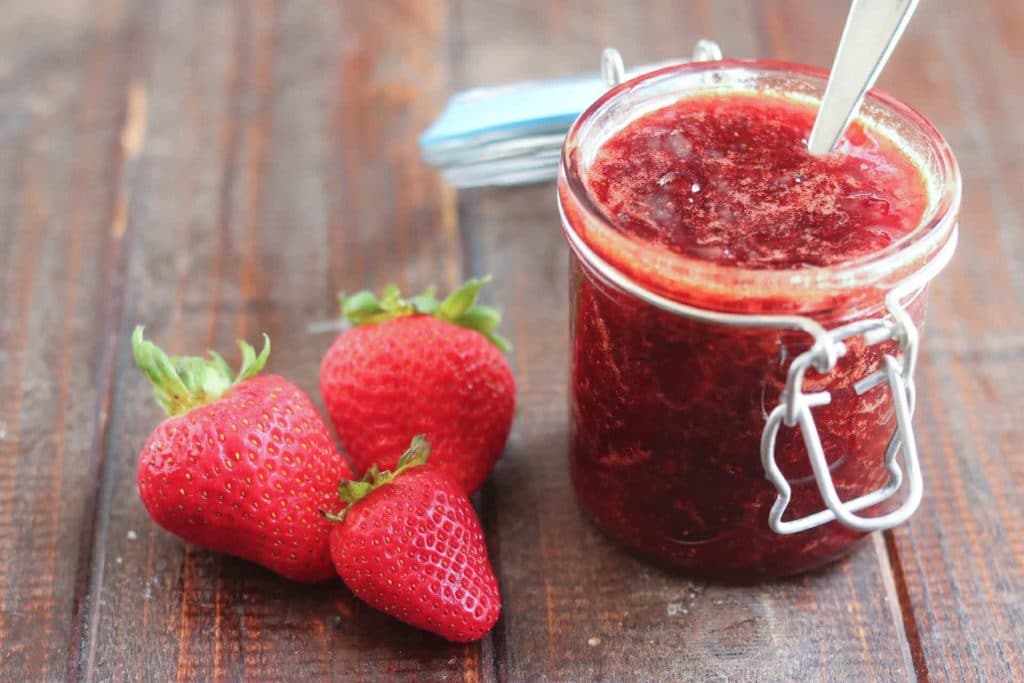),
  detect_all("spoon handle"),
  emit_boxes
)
[807,0,920,156]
